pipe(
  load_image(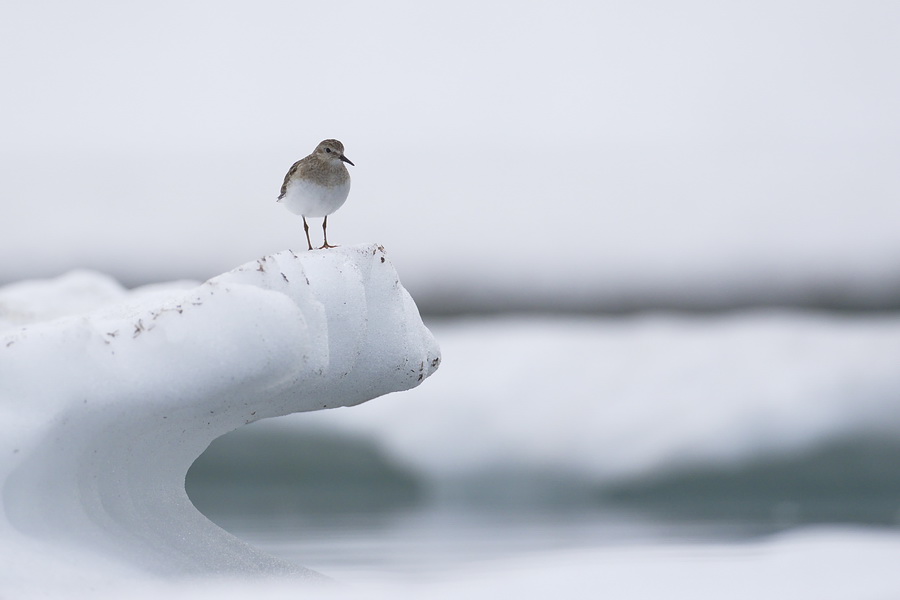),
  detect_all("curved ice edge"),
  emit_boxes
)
[0,243,440,578]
